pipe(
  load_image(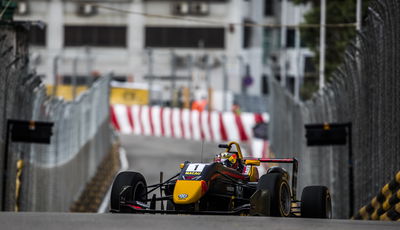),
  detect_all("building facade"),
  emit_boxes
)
[15,0,313,108]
